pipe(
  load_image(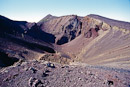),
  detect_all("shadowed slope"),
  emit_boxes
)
[0,15,56,68]
[27,23,56,43]
[0,15,35,35]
